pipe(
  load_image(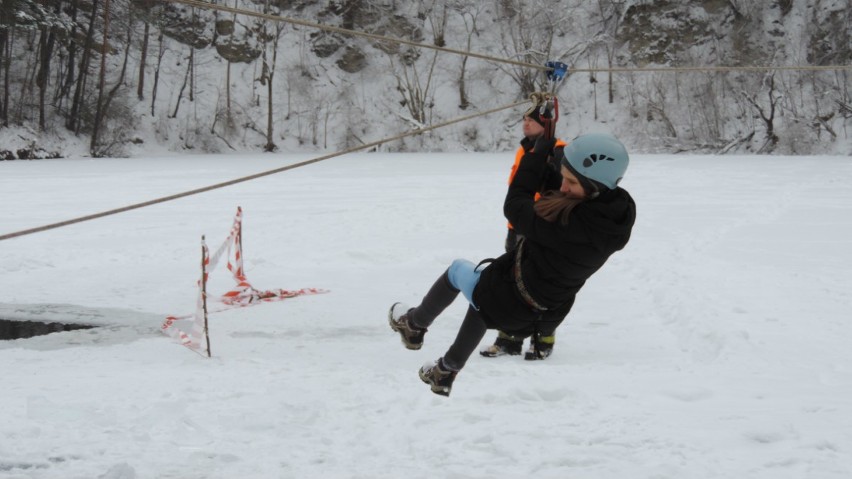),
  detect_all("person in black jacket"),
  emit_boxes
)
[481,106,567,360]
[389,133,636,397]
[479,105,567,360]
